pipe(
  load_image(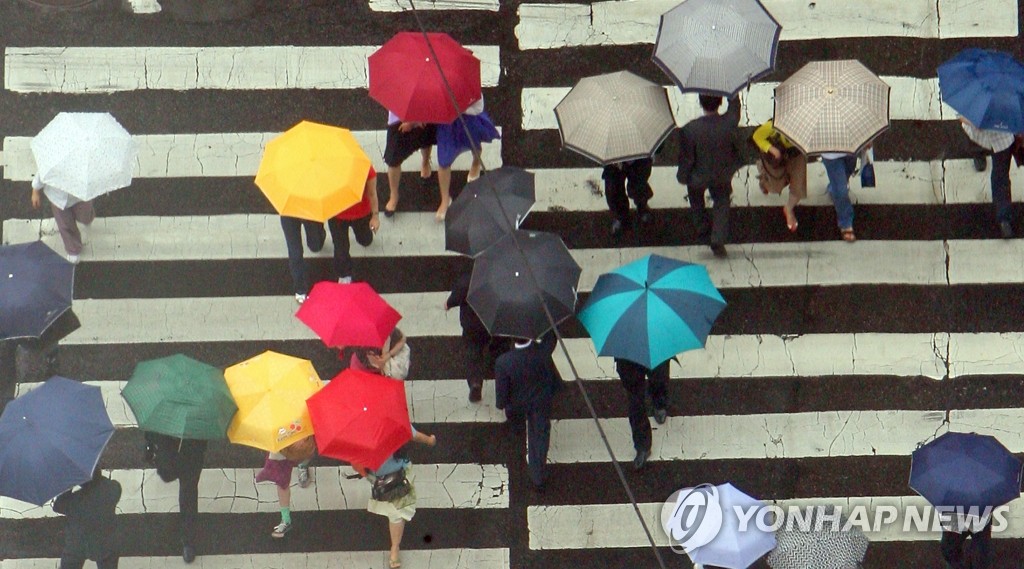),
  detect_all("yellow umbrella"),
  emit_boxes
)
[224,350,324,453]
[255,120,372,222]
